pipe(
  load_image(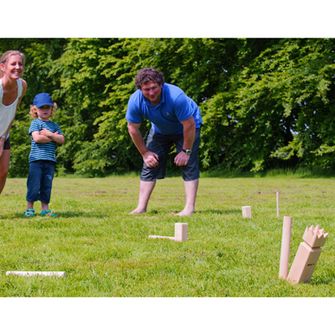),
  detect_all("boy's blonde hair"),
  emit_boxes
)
[29,103,58,119]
